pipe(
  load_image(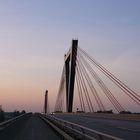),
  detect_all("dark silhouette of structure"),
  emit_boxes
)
[44,90,48,114]
[65,40,78,112]
[55,39,140,113]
